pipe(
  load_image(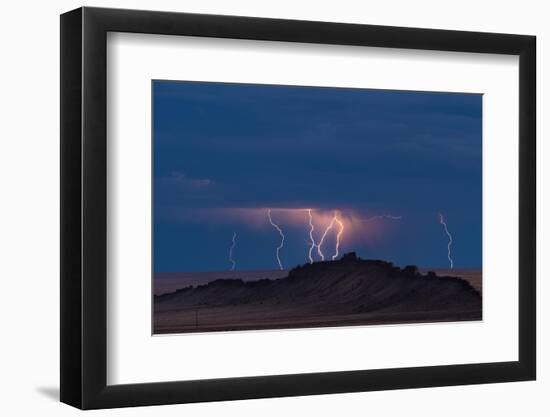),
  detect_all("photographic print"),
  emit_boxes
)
[152,81,482,335]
